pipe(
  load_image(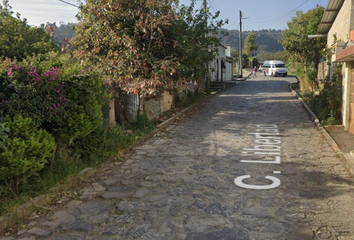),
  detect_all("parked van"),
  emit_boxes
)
[262,60,288,77]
